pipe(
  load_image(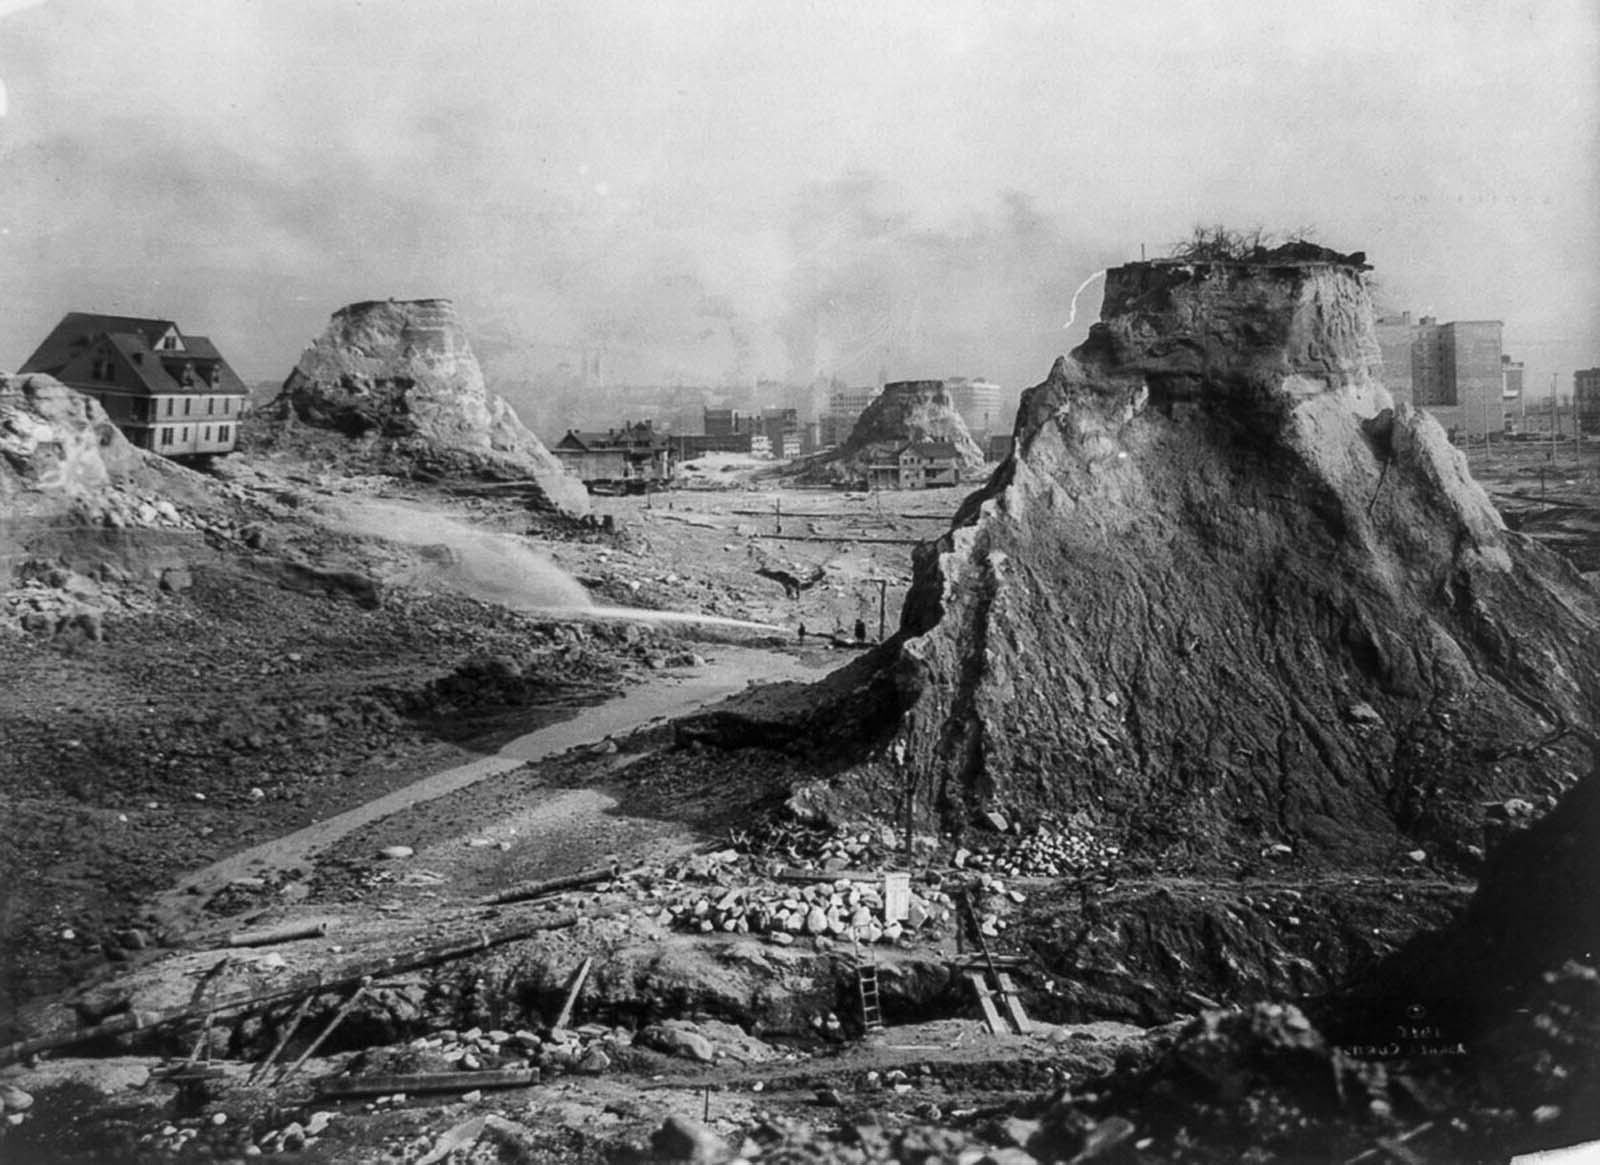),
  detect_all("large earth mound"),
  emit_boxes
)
[798,379,985,484]
[255,299,587,515]
[737,249,1600,870]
